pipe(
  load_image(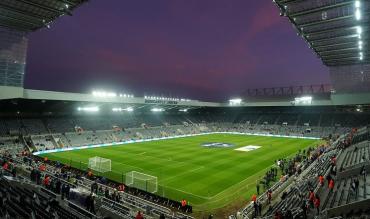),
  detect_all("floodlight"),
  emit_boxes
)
[294,96,312,105]
[357,26,362,34]
[92,91,117,97]
[112,107,122,112]
[229,98,242,106]
[295,96,311,101]
[179,109,188,112]
[151,108,164,112]
[78,106,99,112]
[126,107,134,112]
[355,0,360,8]
[355,9,361,20]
